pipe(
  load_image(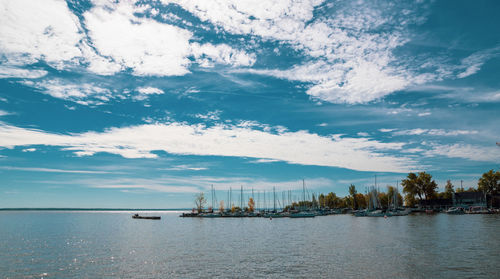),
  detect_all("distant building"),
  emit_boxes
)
[418,191,488,209]
[453,192,487,208]
[419,198,453,210]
